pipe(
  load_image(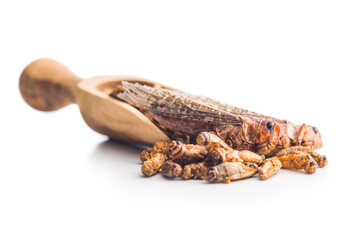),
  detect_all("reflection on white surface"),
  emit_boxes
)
[90,139,145,167]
